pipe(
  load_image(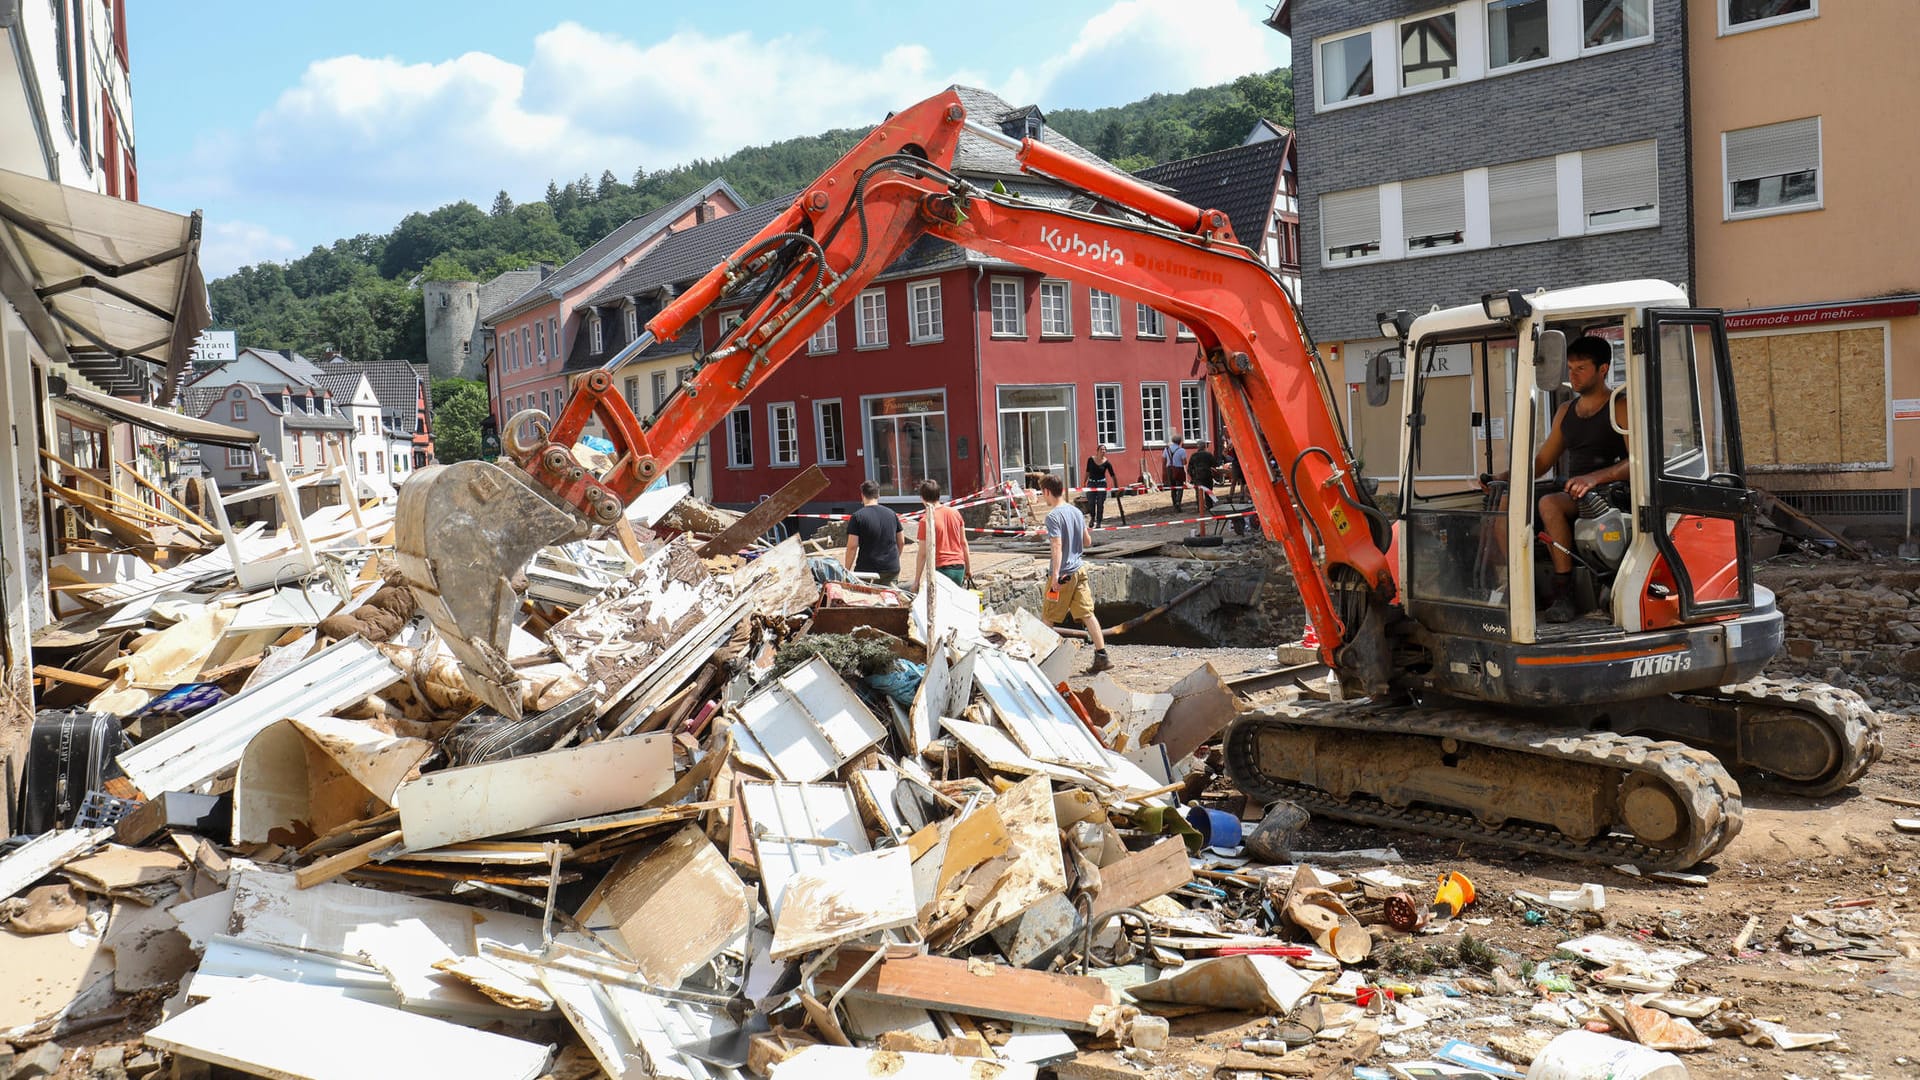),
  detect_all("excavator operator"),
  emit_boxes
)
[1485,335,1629,622]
